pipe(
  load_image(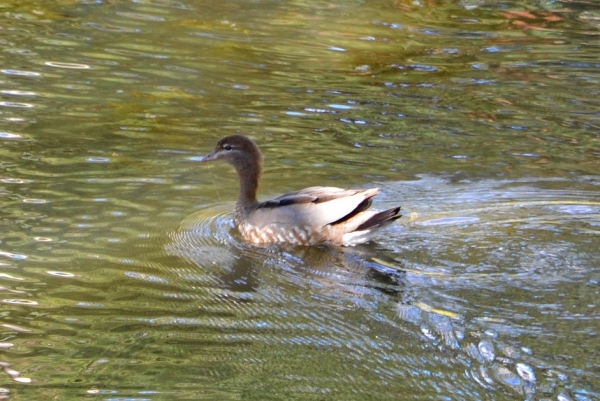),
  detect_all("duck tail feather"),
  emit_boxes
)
[355,207,401,232]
